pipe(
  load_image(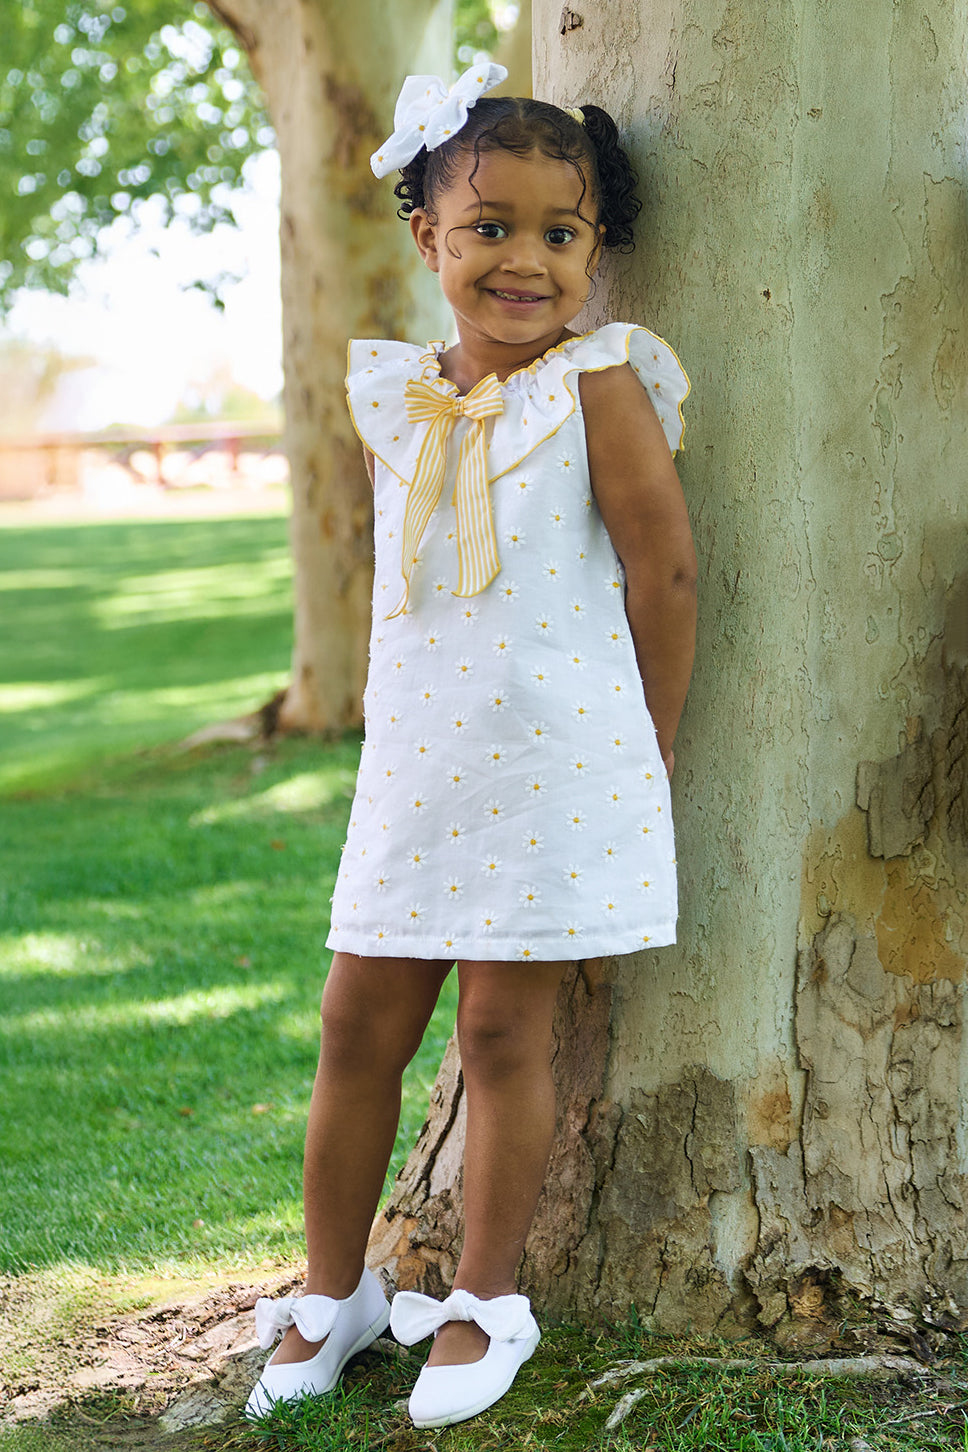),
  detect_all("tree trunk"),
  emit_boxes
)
[209,0,453,732]
[372,0,968,1334]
